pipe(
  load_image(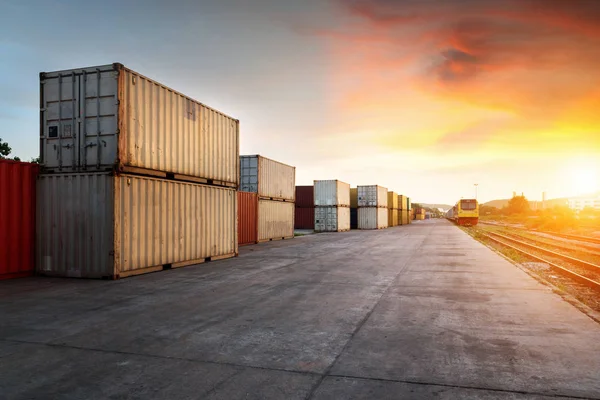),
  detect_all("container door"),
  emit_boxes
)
[41,72,80,171]
[79,68,119,170]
